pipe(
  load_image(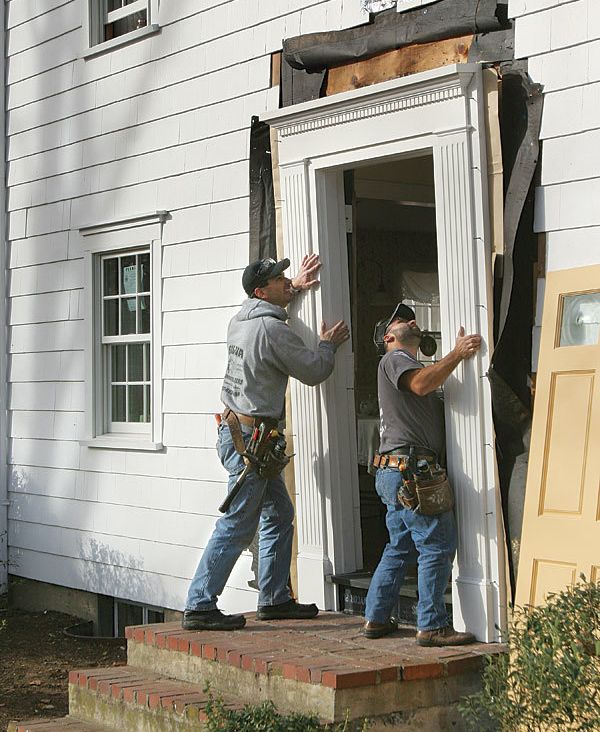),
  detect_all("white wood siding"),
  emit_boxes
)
[6,0,362,613]
[510,0,600,272]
